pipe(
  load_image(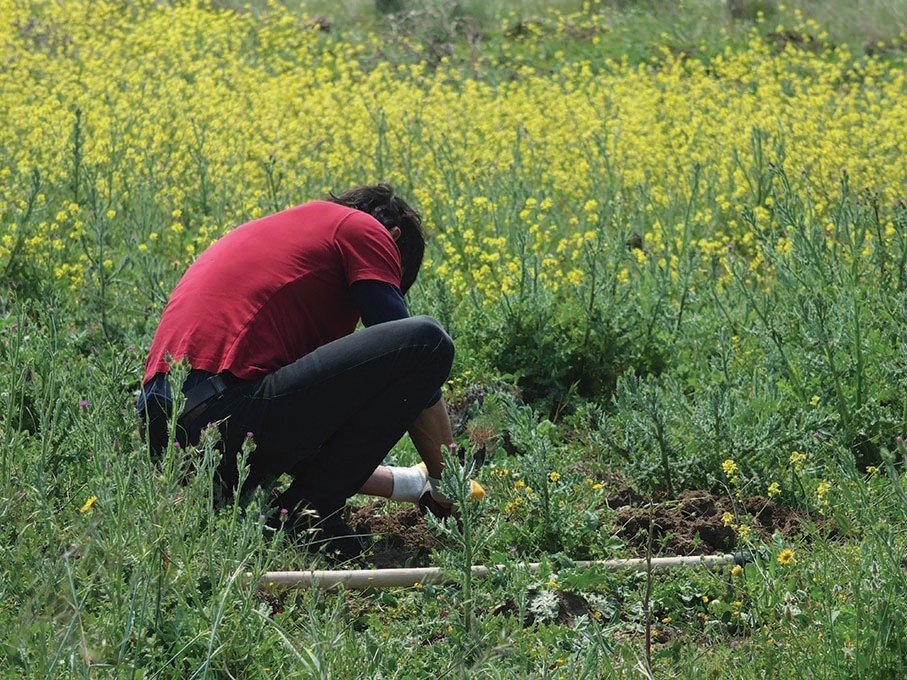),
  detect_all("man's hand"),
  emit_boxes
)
[409,398,488,518]
[418,471,486,519]
[415,474,454,518]
[419,485,454,518]
[427,475,453,504]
